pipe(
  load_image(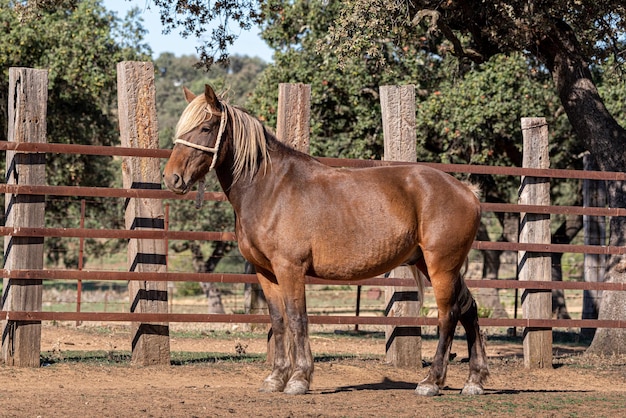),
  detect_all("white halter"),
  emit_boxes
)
[173,106,228,208]
[174,106,228,172]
